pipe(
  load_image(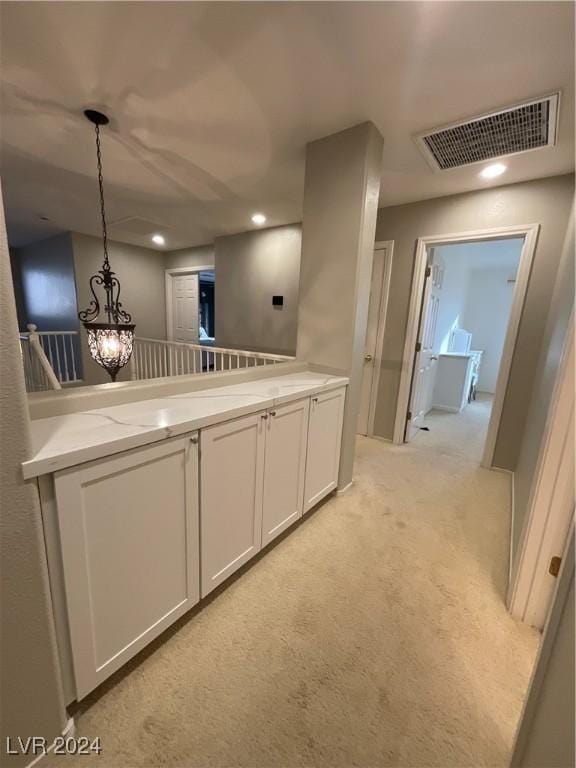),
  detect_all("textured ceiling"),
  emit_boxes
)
[1,1,574,249]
